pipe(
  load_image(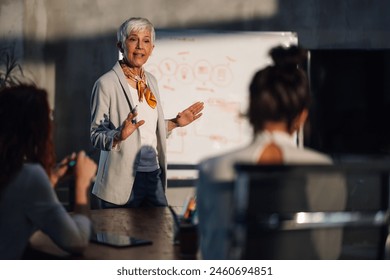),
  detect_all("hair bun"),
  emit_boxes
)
[270,45,307,69]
